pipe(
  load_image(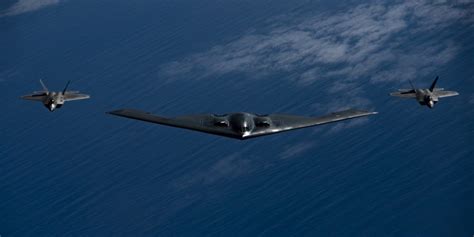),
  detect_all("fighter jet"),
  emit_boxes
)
[390,76,459,109]
[107,108,377,140]
[21,80,90,112]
